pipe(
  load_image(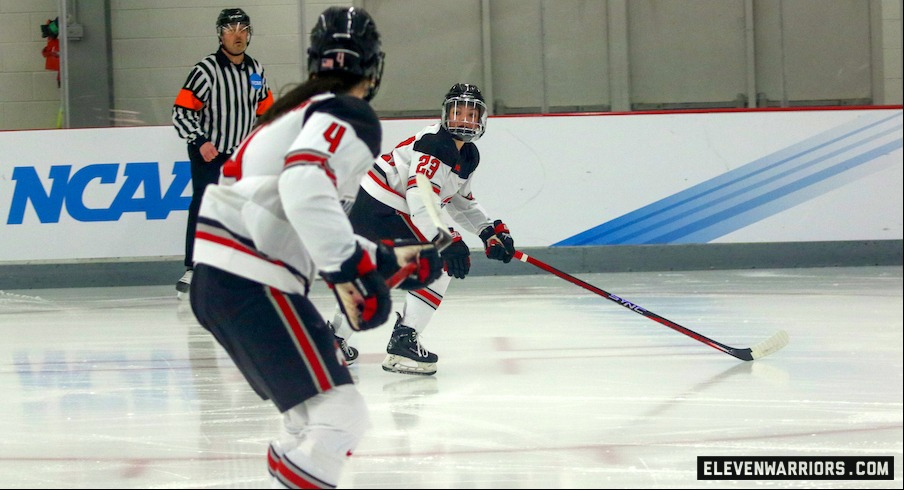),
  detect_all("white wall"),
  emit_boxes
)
[0,0,61,129]
[1,108,901,263]
[1,0,902,130]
